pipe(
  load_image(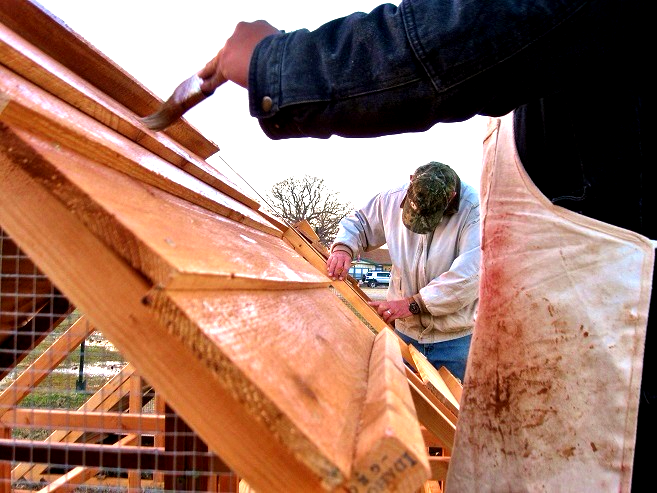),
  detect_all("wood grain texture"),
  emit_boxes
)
[0,23,258,211]
[0,0,218,159]
[348,328,430,492]
[0,124,326,291]
[149,286,375,488]
[438,366,463,404]
[0,153,324,491]
[409,345,460,417]
[0,69,277,237]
